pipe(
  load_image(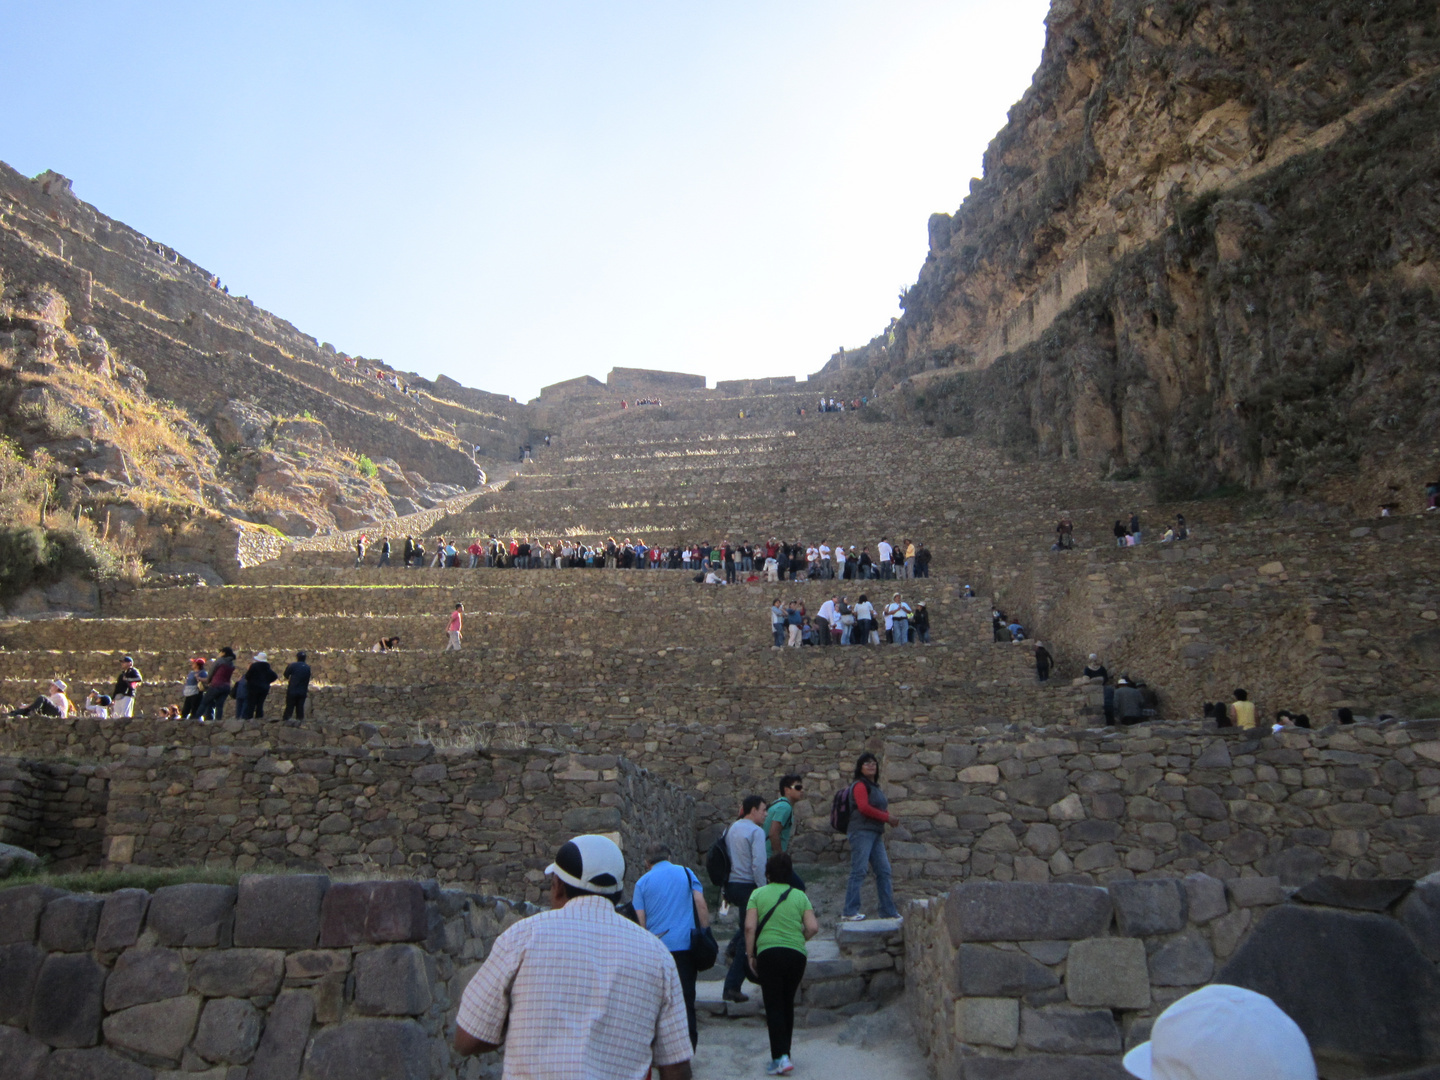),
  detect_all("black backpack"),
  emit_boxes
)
[705,825,732,886]
[830,785,853,833]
